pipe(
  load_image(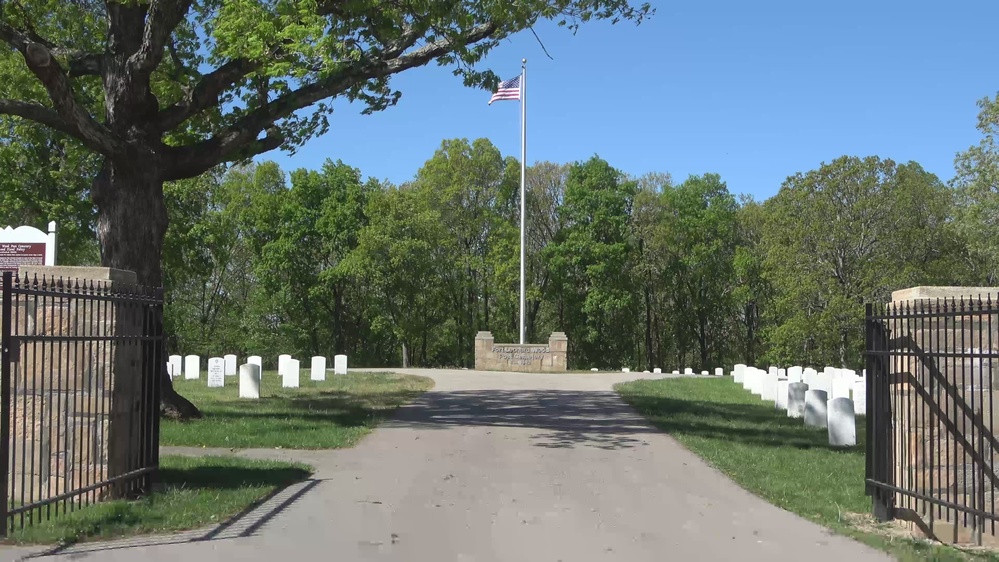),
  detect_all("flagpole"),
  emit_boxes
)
[519,59,527,345]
